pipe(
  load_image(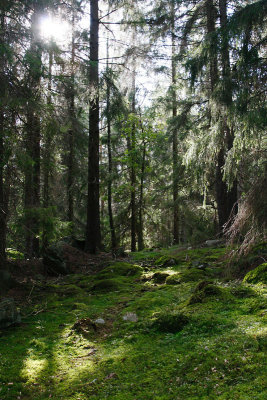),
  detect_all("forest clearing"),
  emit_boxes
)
[0,0,266,399]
